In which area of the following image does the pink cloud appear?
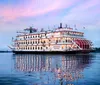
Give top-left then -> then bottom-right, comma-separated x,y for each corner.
0,0 -> 78,21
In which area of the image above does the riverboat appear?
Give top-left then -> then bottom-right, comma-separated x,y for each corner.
9,23 -> 93,53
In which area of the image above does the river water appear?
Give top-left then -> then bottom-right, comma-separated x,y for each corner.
0,53 -> 100,85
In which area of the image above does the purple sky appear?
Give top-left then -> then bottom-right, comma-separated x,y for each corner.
0,0 -> 100,50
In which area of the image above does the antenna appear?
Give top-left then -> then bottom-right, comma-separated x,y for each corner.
40,28 -> 44,32
65,24 -> 68,28
48,26 -> 50,31
69,25 -> 70,28
83,27 -> 85,29
53,25 -> 56,30
54,25 -> 55,28
74,25 -> 77,30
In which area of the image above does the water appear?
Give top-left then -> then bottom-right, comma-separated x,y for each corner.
0,53 -> 100,85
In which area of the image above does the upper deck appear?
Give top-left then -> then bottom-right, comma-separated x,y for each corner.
16,24 -> 84,41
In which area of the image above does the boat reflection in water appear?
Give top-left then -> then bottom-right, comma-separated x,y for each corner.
13,54 -> 92,85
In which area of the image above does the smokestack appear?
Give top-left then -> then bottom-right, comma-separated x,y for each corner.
60,23 -> 62,28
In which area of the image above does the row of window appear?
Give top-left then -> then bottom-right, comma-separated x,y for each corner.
23,34 -> 47,39
62,32 -> 83,36
16,39 -> 72,45
16,41 -> 46,45
18,35 -> 47,41
17,46 -> 43,50
56,40 -> 72,43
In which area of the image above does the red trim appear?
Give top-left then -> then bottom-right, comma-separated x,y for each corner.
82,40 -> 85,49
77,39 -> 81,48
75,39 -> 87,49
80,39 -> 83,49
84,40 -> 88,49
85,40 -> 91,49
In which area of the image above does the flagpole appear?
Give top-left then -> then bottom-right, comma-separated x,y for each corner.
74,25 -> 77,30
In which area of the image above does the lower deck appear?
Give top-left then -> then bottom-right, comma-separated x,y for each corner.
13,49 -> 94,54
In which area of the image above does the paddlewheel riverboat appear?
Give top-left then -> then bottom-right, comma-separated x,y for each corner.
9,23 -> 93,53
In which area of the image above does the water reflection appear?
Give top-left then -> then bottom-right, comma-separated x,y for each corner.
13,54 -> 92,85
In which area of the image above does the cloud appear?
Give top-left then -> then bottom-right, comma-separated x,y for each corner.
0,0 -> 78,22
62,0 -> 100,30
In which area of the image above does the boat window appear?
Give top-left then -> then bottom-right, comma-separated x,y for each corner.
38,40 -> 40,43
30,47 -> 32,50
41,41 -> 43,43
38,47 -> 39,50
46,47 -> 48,49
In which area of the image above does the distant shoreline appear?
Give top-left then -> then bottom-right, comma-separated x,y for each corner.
0,51 -> 12,53
94,48 -> 100,52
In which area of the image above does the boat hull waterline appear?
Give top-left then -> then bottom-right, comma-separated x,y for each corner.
13,50 -> 94,54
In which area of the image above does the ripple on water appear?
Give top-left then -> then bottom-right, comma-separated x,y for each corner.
0,53 -> 100,85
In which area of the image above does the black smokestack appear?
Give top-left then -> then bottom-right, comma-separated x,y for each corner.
60,23 -> 62,28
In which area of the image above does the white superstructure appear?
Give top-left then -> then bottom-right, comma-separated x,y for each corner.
10,23 -> 93,53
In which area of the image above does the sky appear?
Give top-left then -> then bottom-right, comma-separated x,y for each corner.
0,0 -> 100,50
